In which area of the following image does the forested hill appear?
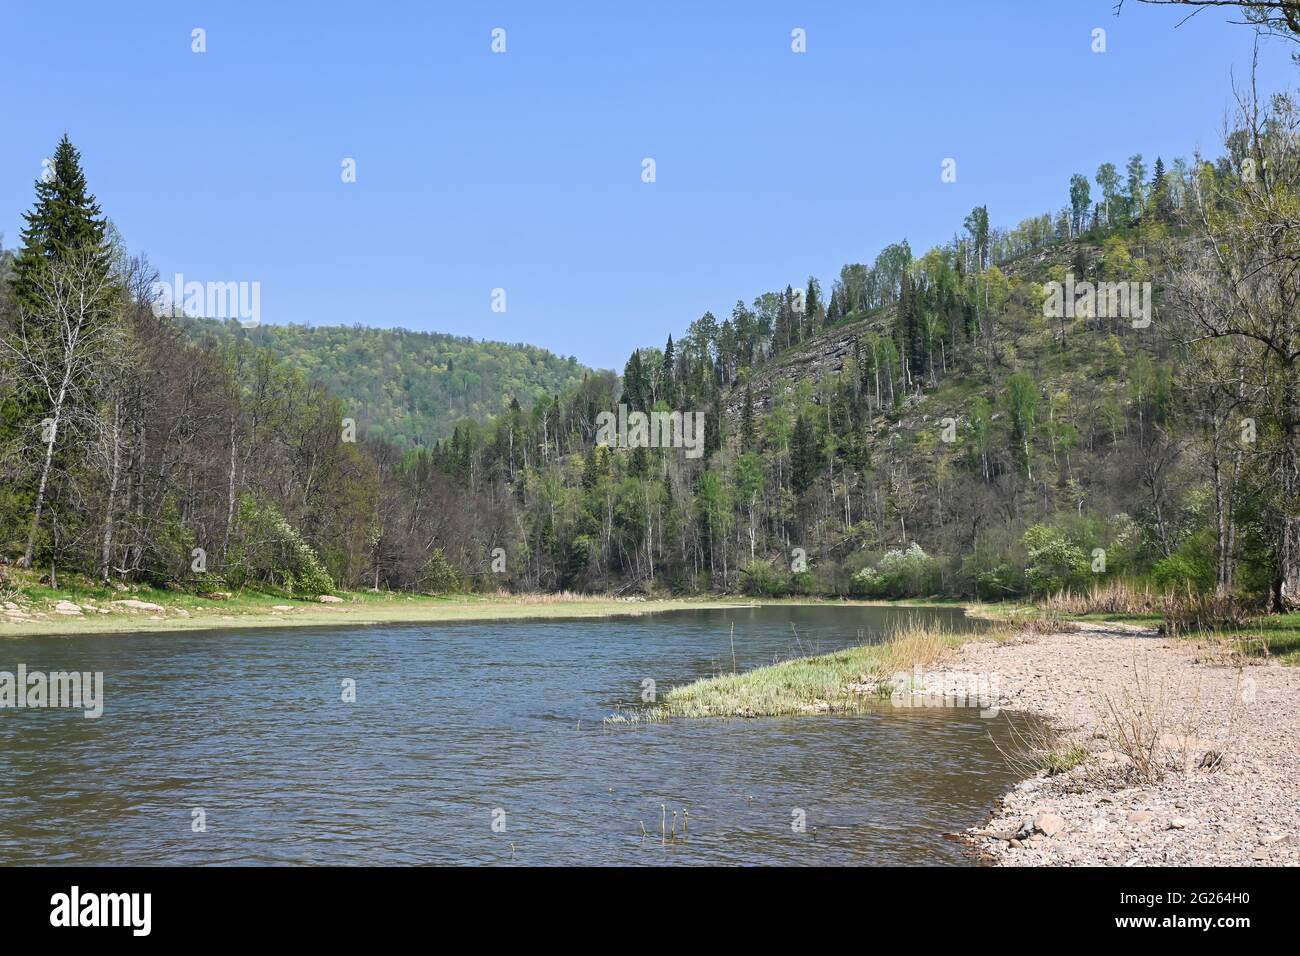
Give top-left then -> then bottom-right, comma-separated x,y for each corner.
6,79 -> 1300,612
179,317 -> 593,445
710,229 -> 1158,596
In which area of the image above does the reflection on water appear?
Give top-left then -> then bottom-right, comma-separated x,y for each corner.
0,605 -> 1029,865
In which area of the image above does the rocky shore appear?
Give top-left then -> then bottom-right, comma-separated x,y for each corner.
962,622 -> 1300,866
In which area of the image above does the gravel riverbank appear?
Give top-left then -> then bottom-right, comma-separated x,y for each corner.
961,622 -> 1300,866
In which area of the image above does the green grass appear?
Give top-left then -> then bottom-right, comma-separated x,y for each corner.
1250,614 -> 1300,663
1194,614 -> 1300,665
1035,594 -> 1300,665
611,619 -> 1016,720
634,644 -> 895,719
11,579 -> 350,616
1041,742 -> 1091,775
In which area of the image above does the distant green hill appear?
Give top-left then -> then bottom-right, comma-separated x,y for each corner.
180,317 -> 596,446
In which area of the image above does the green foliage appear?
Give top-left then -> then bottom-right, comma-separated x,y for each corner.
181,318 -> 591,446
740,559 -> 787,598
1152,530 -> 1216,592
1003,371 -> 1039,475
787,569 -> 815,596
790,412 -> 822,496
974,564 -> 1018,601
227,494 -> 334,595
4,123 -> 1293,611
851,543 -> 940,599
152,499 -> 198,585
1021,524 -> 1090,595
417,548 -> 462,595
11,134 -> 114,312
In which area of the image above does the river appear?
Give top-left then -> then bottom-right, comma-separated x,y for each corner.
0,605 -> 1028,865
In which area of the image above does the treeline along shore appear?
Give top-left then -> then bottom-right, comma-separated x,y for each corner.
4,12 -> 1300,675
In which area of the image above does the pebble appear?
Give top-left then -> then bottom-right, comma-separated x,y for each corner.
962,623 -> 1300,867
111,599 -> 165,612
1034,812 -> 1067,837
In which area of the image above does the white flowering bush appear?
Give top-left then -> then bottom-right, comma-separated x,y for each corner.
851,542 -> 941,598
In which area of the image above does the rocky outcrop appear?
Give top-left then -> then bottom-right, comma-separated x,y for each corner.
723,322 -> 880,423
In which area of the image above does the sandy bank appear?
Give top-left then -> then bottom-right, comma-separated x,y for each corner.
962,622 -> 1300,866
0,594 -> 761,638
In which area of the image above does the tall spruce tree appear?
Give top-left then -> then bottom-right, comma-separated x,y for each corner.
660,335 -> 676,406
803,276 -> 821,340
12,135 -> 114,312
790,412 -> 820,496
620,350 -> 649,410
3,136 -> 119,566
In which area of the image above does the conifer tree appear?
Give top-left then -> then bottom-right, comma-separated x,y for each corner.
3,136 -> 121,568
661,335 -> 676,406
804,276 -> 821,339
12,135 -> 114,313
790,412 -> 820,496
620,350 -> 649,410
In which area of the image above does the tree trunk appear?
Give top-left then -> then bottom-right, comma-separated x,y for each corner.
222,421 -> 239,562
1273,370 -> 1300,610
22,385 -> 68,568
99,399 -> 123,583
1275,516 -> 1300,611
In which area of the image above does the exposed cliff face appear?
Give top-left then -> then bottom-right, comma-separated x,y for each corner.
722,317 -> 885,422
720,239 -> 1090,427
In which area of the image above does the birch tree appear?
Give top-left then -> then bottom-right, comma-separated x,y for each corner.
0,250 -> 123,568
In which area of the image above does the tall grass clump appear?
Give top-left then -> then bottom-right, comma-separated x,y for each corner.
1044,580 -> 1161,616
997,606 -> 1077,635
1159,586 -> 1258,636
495,590 -> 591,605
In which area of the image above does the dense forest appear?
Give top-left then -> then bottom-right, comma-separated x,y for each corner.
178,317 -> 589,446
2,55 -> 1299,610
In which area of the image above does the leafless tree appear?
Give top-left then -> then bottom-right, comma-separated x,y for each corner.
1121,1 -> 1300,44
1163,66 -> 1300,606
0,250 -> 123,568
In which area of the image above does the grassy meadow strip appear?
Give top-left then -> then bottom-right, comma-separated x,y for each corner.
607,614 -> 1061,722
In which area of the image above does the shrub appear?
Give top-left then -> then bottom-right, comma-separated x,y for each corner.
741,560 -> 787,597
417,548 -> 462,595
974,564 -> 1017,600
1021,524 -> 1089,595
227,494 -> 334,595
851,543 -> 940,599
787,570 -> 815,596
1151,531 -> 1216,592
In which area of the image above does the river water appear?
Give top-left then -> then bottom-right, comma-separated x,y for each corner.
0,604 -> 1029,865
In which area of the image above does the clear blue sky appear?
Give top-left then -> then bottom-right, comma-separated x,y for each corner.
1,0 -> 1295,369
